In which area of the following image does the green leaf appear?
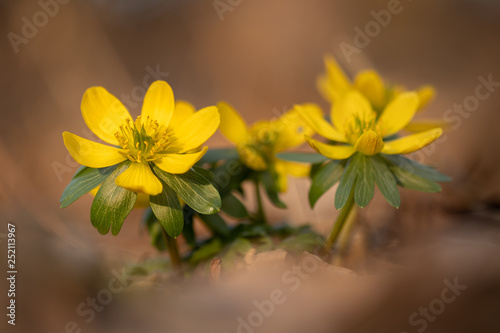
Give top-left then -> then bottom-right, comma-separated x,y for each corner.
372,156 -> 400,208
221,237 -> 253,269
150,181 -> 184,238
279,233 -> 324,253
276,152 -> 328,164
198,148 -> 239,164
60,164 -> 119,208
123,265 -> 149,277
189,239 -> 223,264
254,236 -> 274,252
182,206 -> 196,248
354,155 -> 375,208
309,160 -> 344,208
199,213 -> 230,236
239,224 -> 268,238
90,162 -> 137,235
382,154 -> 450,182
143,209 -> 166,251
261,171 -> 287,209
390,165 -> 442,192
124,258 -> 169,276
309,162 -> 324,178
210,159 -> 251,194
153,166 -> 221,215
150,223 -> 166,251
335,154 -> 358,210
221,193 -> 249,218
230,238 -> 253,254
192,166 -> 215,184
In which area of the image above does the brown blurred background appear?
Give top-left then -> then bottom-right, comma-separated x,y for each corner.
1,0 -> 500,332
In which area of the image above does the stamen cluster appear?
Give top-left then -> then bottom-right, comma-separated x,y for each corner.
343,114 -> 385,144
114,115 -> 172,163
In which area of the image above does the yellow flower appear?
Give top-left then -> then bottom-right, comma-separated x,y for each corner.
296,90 -> 443,159
217,102 -> 318,192
63,81 -> 220,196
317,55 -> 443,131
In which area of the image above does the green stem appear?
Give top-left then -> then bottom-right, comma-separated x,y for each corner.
337,205 -> 357,251
333,205 -> 358,265
161,228 -> 182,271
254,178 -> 267,224
326,189 -> 355,252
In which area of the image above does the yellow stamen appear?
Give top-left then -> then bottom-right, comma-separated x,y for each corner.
114,115 -> 171,163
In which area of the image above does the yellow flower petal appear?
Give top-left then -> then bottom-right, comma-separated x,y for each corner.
90,187 -> 98,196
63,131 -> 126,168
274,109 -> 312,152
316,74 -> 335,103
276,173 -> 288,193
354,70 -> 387,111
154,146 -> 208,174
389,85 -> 405,102
271,161 -> 289,192
416,85 -> 435,111
115,162 -> 162,195
354,130 -> 384,155
404,119 -> 449,133
141,81 -> 175,129
238,144 -> 268,171
295,104 -> 346,142
169,106 -> 220,153
169,100 -> 196,129
305,135 -> 356,160
217,102 -> 248,145
378,92 -> 419,136
331,91 -> 374,131
81,87 -> 132,145
278,173 -> 288,193
275,159 -> 311,177
324,55 -> 352,101
382,128 -> 443,155
90,186 -> 150,208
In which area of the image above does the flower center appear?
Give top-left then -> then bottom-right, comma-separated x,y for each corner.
237,122 -> 280,170
250,125 -> 279,151
114,116 -> 171,163
343,113 -> 385,145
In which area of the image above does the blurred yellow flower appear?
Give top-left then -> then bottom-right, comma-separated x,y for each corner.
317,55 -> 442,132
63,81 -> 219,196
217,102 -> 319,192
296,91 -> 442,159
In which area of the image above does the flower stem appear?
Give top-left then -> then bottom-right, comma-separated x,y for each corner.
332,205 -> 358,265
254,178 -> 267,224
161,228 -> 182,271
326,188 -> 356,252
